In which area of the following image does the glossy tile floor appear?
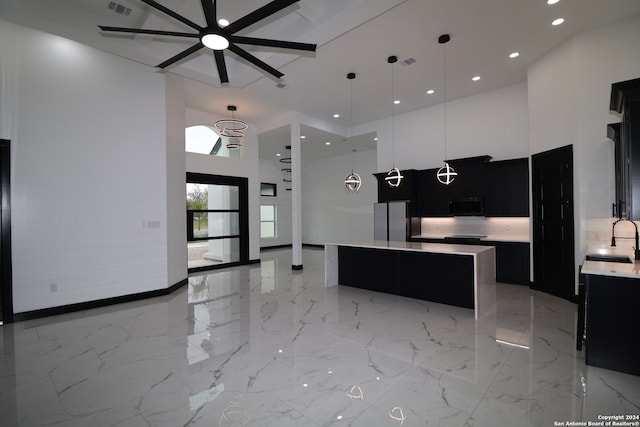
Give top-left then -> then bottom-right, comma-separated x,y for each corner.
1,248 -> 639,426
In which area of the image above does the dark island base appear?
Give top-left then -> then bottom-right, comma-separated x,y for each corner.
338,245 -> 475,309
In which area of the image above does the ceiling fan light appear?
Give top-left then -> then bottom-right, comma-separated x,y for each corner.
202,33 -> 229,50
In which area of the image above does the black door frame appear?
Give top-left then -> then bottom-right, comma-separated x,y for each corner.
186,172 -> 249,273
1,139 -> 14,323
531,144 -> 576,302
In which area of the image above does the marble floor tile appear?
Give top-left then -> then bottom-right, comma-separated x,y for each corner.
1,247 -> 639,427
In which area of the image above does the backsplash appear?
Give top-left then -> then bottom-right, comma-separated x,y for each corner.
419,217 -> 530,242
587,217 -> 637,249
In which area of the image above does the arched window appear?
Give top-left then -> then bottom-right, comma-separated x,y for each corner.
185,125 -> 240,158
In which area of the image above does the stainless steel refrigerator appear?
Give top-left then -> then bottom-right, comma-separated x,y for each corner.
374,201 -> 419,241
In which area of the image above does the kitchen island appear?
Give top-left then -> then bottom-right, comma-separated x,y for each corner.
325,241 -> 496,319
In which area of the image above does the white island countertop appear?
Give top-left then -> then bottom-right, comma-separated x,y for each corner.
411,234 -> 530,243
329,240 -> 495,255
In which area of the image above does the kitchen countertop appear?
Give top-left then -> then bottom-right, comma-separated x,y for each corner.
328,240 -> 495,256
581,245 -> 640,279
412,234 -> 530,243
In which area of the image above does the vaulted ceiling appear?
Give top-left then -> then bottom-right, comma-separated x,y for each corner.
2,0 -> 639,161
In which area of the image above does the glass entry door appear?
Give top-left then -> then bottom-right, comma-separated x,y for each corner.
187,173 -> 248,272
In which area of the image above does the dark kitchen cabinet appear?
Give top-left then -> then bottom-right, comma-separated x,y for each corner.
398,251 -> 474,308
374,169 -> 417,216
338,246 -> 398,293
583,273 -> 640,376
337,245 -> 475,309
610,78 -> 640,219
447,156 -> 492,200
416,168 -> 449,217
484,158 -> 529,217
491,241 -> 530,284
409,237 -> 530,285
608,122 -> 624,217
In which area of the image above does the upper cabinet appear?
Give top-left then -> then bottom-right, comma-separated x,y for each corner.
374,169 -> 418,215
416,168 -> 449,217
610,77 -> 640,219
446,155 -> 492,200
484,158 -> 530,217
376,156 -> 530,218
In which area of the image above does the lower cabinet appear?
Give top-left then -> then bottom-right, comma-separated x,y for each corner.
338,246 -> 398,293
410,238 -> 530,285
493,241 -> 530,285
337,246 -> 475,309
398,251 -> 474,308
584,273 -> 640,376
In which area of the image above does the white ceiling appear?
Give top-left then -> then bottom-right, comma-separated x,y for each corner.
2,0 -> 640,161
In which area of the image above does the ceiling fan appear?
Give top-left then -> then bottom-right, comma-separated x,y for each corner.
99,0 -> 317,84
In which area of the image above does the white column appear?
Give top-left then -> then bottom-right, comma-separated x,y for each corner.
290,120 -> 303,269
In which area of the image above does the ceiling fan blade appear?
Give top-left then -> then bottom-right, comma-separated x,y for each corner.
214,50 -> 229,84
140,0 -> 202,32
231,35 -> 316,52
157,42 -> 204,69
201,0 -> 217,27
225,0 -> 299,34
98,26 -> 199,38
227,44 -> 283,78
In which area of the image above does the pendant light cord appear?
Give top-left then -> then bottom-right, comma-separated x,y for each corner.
391,58 -> 396,168
350,75 -> 355,173
443,40 -> 448,162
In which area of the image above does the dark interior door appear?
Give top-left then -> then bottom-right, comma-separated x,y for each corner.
532,145 -> 575,301
1,139 -> 13,324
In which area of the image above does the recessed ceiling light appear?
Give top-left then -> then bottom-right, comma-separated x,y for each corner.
552,18 -> 565,26
393,100 -> 400,105
509,52 -> 520,59
276,153 -> 281,157
374,137 -> 378,141
333,113 -> 340,118
427,89 -> 435,94
218,18 -> 230,27
325,141 -> 331,145
547,0 -> 559,4
472,76 -> 481,81
300,135 -> 306,139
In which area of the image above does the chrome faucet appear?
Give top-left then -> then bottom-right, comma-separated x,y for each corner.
611,218 -> 640,260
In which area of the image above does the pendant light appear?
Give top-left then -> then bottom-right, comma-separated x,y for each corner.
436,35 -> 457,185
214,105 -> 248,151
344,72 -> 362,193
385,55 -> 403,188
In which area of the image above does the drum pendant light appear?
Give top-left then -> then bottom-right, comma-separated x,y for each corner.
436,34 -> 457,185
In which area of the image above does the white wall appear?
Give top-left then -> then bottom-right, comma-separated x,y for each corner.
165,75 -> 188,287
528,15 -> 640,289
185,108 -> 261,261
259,158 -> 292,247
375,83 -> 530,172
1,20 -> 173,313
302,149 -> 377,245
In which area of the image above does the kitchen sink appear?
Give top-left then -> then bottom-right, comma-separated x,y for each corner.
585,254 -> 633,263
